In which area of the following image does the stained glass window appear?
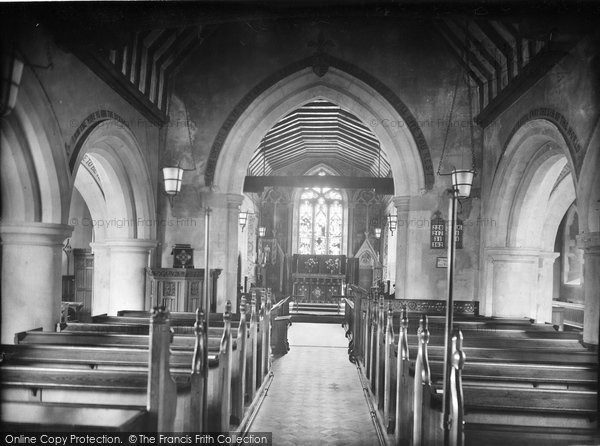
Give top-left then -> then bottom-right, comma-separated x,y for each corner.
298,186 -> 343,255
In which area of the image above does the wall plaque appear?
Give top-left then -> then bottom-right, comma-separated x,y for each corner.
430,211 -> 446,249
455,218 -> 463,249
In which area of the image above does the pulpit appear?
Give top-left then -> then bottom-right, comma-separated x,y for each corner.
291,255 -> 346,302
145,268 -> 221,312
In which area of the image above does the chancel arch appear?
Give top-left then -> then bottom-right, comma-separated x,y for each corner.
210,66 -> 429,306
211,66 -> 427,197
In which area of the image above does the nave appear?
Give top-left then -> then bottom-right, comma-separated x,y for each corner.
2,2 -> 600,443
249,323 -> 380,446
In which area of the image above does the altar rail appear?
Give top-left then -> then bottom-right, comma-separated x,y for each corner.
363,298 -> 479,316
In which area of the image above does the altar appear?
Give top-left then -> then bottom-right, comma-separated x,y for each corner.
291,254 -> 346,302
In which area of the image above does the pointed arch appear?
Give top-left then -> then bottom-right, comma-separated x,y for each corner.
208,61 -> 431,196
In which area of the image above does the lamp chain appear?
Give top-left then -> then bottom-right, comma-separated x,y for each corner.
437,57 -> 461,177
466,61 -> 476,172
180,101 -> 197,171
437,17 -> 476,178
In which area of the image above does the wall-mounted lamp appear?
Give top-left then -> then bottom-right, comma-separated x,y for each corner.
374,227 -> 382,239
387,214 -> 398,236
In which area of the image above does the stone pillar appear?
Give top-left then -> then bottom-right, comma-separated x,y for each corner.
89,242 -> 110,316
578,232 -> 600,345
106,239 -> 156,315
393,196 -> 410,299
0,222 -> 73,342
484,248 -> 540,318
536,251 -> 560,323
225,194 -> 244,311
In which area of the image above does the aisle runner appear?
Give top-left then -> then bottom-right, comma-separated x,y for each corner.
250,323 -> 380,446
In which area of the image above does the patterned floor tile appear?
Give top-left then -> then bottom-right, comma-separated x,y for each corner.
249,323 -> 380,446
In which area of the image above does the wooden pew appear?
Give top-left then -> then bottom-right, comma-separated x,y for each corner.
97,299 -> 269,403
1,307 -> 179,432
8,301 -> 260,431
4,306 -> 238,432
359,299 -> 598,446
394,306 -> 412,446
411,315 -> 444,446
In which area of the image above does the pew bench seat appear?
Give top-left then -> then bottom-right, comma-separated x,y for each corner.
2,344 -> 219,370
63,322 -> 240,337
404,345 -> 597,364
399,333 -> 584,350
102,312 -> 244,325
0,364 -> 191,393
16,330 -> 238,352
391,322 -> 580,339
426,360 -> 597,390
0,401 -> 148,432
460,386 -> 597,414
464,422 -> 600,445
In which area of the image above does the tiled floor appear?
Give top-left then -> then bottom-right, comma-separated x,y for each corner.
249,323 -> 380,446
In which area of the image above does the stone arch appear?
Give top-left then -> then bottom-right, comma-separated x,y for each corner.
208,61 -> 431,195
500,108 -> 583,178
488,118 -> 577,248
70,116 -> 156,241
577,119 -> 600,233
0,70 -> 71,341
484,117 -> 578,322
1,69 -> 70,224
68,117 -> 157,316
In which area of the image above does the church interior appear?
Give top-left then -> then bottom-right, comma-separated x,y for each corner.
1,1 -> 599,444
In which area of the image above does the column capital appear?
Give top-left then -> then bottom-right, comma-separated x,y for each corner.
392,196 -> 411,212
484,247 -> 542,263
538,251 -> 560,264
226,193 -> 245,209
0,222 -> 73,246
104,238 -> 157,253
577,232 -> 600,253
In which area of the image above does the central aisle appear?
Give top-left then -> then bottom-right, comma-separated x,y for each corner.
249,323 -> 380,446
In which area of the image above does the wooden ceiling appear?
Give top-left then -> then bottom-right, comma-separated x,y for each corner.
434,16 -> 587,126
246,100 -> 391,177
